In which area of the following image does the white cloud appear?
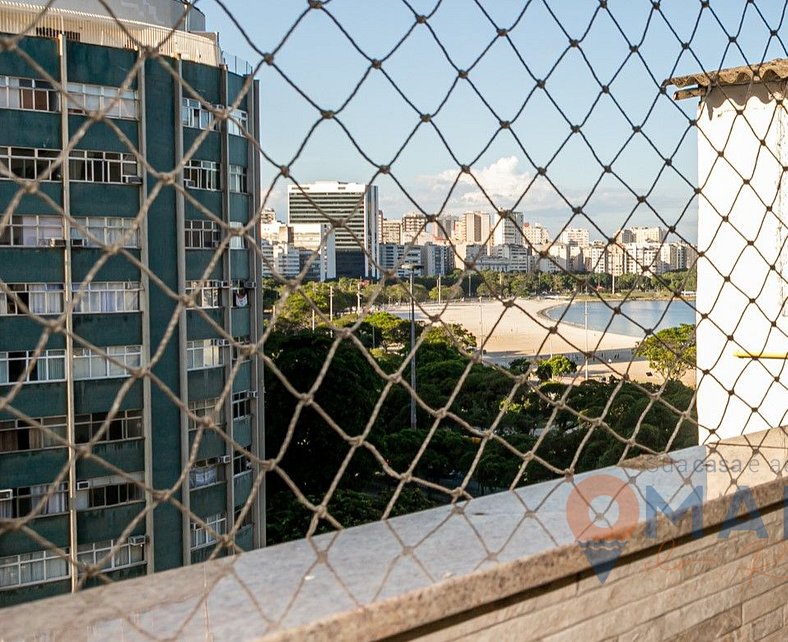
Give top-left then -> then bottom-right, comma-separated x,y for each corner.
420,155 -> 564,212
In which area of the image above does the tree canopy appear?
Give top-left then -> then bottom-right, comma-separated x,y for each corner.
634,323 -> 696,380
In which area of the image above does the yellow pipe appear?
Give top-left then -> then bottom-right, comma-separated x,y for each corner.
734,351 -> 788,359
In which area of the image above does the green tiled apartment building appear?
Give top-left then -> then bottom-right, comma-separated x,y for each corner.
0,0 -> 264,606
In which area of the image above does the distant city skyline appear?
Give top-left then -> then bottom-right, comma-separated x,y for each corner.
203,2 -> 788,247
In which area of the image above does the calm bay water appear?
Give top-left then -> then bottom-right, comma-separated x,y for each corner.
544,299 -> 695,338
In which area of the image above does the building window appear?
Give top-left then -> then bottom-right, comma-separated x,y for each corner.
227,108 -> 248,137
74,474 -> 144,510
73,410 -> 143,444
231,338 -> 252,366
0,283 -> 64,316
0,146 -> 62,181
66,82 -> 138,120
0,76 -> 58,112
0,349 -> 66,384
232,391 -> 253,420
72,281 -> 140,314
184,160 -> 219,190
72,345 -> 141,380
69,150 -> 138,184
228,164 -> 247,193
181,97 -> 214,130
188,398 -> 222,433
190,512 -> 226,550
186,339 -> 224,370
228,221 -> 246,250
0,416 -> 67,452
72,216 -> 140,248
185,219 -> 220,249
186,280 -> 222,309
0,549 -> 69,589
233,507 -> 253,529
189,459 -> 226,490
233,285 -> 249,308
0,483 -> 68,518
76,538 -> 144,574
0,215 -> 63,247
233,452 -> 253,477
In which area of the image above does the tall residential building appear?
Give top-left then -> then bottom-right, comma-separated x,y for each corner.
559,227 -> 590,247
380,219 -> 402,244
420,243 -> 455,276
287,181 -> 379,278
401,212 -> 429,245
522,221 -> 550,246
432,214 -> 458,242
616,226 -> 665,244
492,209 -> 524,246
630,226 -> 666,244
0,0 -> 263,606
462,211 -> 491,246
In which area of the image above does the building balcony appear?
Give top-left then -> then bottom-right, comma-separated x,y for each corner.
2,427 -> 787,638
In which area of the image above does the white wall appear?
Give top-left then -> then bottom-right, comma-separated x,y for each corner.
696,83 -> 788,441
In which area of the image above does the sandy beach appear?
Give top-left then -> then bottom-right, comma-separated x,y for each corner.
389,297 -> 695,387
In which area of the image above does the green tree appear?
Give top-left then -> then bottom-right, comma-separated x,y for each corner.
265,331 -> 381,495
634,323 -> 696,380
508,357 -> 531,375
364,311 -> 411,352
535,355 -> 577,381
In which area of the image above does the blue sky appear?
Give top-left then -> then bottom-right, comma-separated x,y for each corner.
199,1 -> 788,244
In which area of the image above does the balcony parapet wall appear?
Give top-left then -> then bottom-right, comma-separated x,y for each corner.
3,427 -> 788,640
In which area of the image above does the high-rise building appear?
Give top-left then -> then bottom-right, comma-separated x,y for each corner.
522,221 -> 550,247
462,211 -> 491,246
559,227 -> 590,247
420,243 -> 455,276
380,219 -> 402,244
287,181 -> 379,278
492,209 -> 524,246
0,0 -> 263,606
630,226 -> 666,244
432,215 -> 458,242
401,212 -> 429,245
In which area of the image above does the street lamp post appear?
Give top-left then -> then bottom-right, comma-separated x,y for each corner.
402,263 -> 422,430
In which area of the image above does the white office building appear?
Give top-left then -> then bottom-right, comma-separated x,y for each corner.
288,181 -> 379,278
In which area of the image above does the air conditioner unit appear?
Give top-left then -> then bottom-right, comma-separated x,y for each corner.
215,339 -> 230,347
76,480 -> 90,490
128,535 -> 147,546
70,238 -> 87,247
183,178 -> 195,188
48,238 -> 67,248
242,280 -> 256,289
123,175 -> 143,185
217,455 -> 232,464
0,489 -> 12,501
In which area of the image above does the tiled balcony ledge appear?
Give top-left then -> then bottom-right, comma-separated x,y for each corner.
4,427 -> 788,641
